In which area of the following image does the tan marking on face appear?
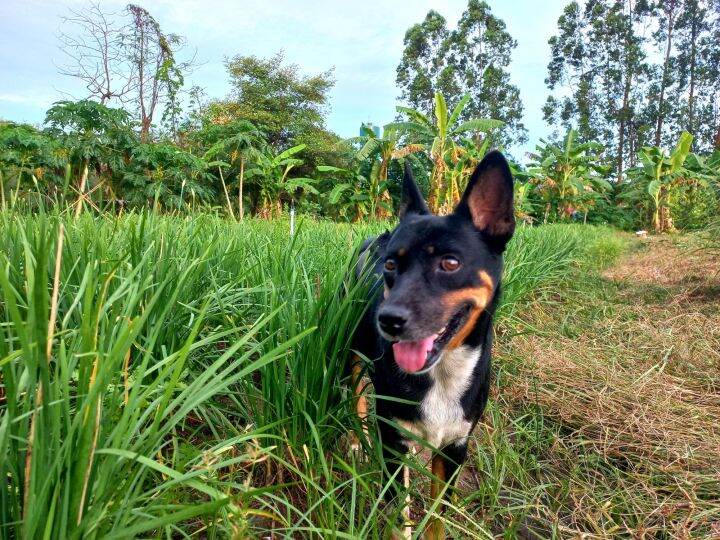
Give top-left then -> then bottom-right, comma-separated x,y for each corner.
426,245 -> 435,254
383,285 -> 390,299
478,270 -> 494,290
397,247 -> 407,257
442,270 -> 495,350
447,307 -> 482,349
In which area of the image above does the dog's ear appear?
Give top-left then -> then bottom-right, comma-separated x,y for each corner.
454,150 -> 515,251
399,161 -> 430,219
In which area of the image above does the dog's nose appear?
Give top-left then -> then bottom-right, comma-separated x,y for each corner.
377,306 -> 410,337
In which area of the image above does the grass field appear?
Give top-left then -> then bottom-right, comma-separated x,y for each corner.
3,212 -> 717,538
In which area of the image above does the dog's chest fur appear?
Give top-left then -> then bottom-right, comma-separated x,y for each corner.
396,345 -> 480,448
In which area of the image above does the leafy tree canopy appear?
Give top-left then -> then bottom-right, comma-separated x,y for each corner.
396,1 -> 527,148
208,52 -> 333,147
205,52 -> 348,175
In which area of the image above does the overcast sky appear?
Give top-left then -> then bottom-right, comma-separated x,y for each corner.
0,0 -> 567,158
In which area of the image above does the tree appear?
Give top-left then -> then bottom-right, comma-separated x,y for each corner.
546,0 -> 720,160
702,0 -> 720,150
395,11 -> 454,111
603,0 -> 647,181
652,0 -> 680,146
58,3 -> 193,141
390,92 -> 502,213
672,0 -> 709,136
126,5 -> 189,142
396,1 -> 527,147
58,2 -> 133,105
544,2 -> 595,141
44,100 -> 133,215
639,0 -> 719,151
209,53 -> 334,150
202,120 -> 265,219
544,0 -> 649,179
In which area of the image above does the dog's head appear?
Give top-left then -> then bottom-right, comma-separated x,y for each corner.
377,150 -> 515,374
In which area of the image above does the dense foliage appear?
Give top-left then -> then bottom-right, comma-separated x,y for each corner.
2,0 -> 719,232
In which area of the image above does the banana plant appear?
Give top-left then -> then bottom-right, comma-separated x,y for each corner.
316,164 -> 375,221
623,131 -> 694,232
444,135 -> 492,206
246,144 -> 317,218
527,129 -> 611,223
346,124 -> 423,219
389,92 -> 503,213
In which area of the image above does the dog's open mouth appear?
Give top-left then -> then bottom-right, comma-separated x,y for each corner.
392,304 -> 472,373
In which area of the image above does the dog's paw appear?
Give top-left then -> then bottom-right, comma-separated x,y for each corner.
389,525 -> 413,540
345,431 -> 368,462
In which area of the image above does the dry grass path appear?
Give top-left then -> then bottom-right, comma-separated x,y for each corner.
465,234 -> 720,538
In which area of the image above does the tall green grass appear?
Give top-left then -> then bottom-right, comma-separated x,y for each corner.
0,211 -> 621,538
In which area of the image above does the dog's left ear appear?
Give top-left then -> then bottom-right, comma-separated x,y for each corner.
454,150 -> 515,251
399,161 -> 430,219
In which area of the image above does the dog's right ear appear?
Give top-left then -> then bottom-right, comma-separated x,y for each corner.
454,150 -> 515,251
399,161 -> 430,219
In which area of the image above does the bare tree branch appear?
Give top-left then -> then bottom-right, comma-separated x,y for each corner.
57,1 -> 133,104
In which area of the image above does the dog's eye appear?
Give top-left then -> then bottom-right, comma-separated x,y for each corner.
439,256 -> 461,272
384,259 -> 397,272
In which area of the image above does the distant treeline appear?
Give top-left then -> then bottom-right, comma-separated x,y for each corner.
1,0 -> 719,232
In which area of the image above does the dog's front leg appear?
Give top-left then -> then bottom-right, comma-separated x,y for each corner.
427,441 -> 468,540
378,422 -> 412,537
348,355 -> 370,458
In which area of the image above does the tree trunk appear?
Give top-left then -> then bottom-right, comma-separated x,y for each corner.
140,117 -> 152,143
74,161 -> 90,218
659,204 -> 673,233
376,160 -> 392,219
218,166 -> 236,221
654,0 -> 677,147
687,11 -> 698,133
428,156 -> 446,214
617,0 -> 634,182
618,78 -> 631,181
238,158 -> 245,220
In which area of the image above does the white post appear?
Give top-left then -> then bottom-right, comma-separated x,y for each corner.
290,199 -> 296,236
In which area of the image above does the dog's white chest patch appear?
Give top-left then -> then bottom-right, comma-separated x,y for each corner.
397,346 -> 481,448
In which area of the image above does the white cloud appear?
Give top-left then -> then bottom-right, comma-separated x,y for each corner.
0,92 -> 54,107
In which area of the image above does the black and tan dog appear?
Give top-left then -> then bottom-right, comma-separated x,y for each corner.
350,150 -> 515,538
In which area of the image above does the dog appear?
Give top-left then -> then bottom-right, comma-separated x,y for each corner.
350,150 -> 515,538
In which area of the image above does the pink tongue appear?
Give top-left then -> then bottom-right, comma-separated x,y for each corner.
392,335 -> 437,373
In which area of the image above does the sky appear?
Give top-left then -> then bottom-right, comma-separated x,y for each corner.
0,0 -> 568,158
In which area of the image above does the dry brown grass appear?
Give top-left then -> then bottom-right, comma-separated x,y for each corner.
487,234 -> 720,538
